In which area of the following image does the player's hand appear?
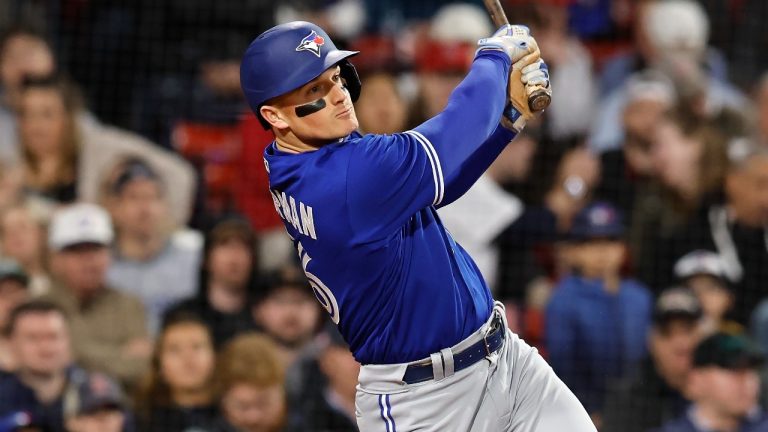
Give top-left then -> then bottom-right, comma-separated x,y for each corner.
502,58 -> 551,132
477,24 -> 538,64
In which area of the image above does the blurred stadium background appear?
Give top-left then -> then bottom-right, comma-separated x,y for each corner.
0,0 -> 767,431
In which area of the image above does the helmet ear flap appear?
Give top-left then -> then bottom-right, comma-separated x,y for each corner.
339,60 -> 361,102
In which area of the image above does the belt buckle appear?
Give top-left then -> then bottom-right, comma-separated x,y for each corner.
483,333 -> 492,357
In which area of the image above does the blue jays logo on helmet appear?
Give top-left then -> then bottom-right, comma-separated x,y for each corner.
240,21 -> 361,128
296,30 -> 325,57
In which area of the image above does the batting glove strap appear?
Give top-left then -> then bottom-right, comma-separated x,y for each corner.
501,103 -> 526,133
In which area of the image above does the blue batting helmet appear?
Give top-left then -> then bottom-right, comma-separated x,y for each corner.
240,21 -> 361,129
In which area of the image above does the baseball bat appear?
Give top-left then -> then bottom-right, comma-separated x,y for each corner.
482,0 -> 551,112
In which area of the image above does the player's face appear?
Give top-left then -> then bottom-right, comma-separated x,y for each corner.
263,66 -> 358,145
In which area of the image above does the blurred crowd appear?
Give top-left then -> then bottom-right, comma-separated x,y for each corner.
0,0 -> 768,431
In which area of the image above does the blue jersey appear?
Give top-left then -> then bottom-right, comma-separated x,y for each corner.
264,50 -> 515,364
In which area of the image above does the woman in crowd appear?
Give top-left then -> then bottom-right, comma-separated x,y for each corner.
135,313 -> 218,432
17,74 -> 81,203
165,215 -> 258,348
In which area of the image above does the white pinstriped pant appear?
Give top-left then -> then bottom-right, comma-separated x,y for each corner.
355,303 -> 596,432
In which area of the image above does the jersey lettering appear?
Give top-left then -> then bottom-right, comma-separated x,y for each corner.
271,189 -> 318,240
297,240 -> 339,323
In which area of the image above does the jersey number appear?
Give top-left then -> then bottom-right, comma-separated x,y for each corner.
297,241 -> 340,324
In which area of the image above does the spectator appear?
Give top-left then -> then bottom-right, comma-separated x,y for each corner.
507,0 -> 597,139
213,333 -> 302,432
290,322 -> 359,432
43,203 -> 150,386
545,201 -> 653,421
135,313 -> 217,432
0,26 -> 55,164
674,250 -> 739,334
595,70 -> 675,224
64,372 -> 131,432
252,266 -> 321,367
102,157 -> 202,334
656,332 -> 768,432
755,73 -> 768,149
591,0 -> 747,154
602,287 -> 705,432
17,75 -> 81,204
440,129 -> 596,296
407,3 -> 491,127
0,203 -> 52,296
676,142 -> 768,324
631,112 -> 729,291
0,260 -> 30,372
354,71 -> 408,135
0,301 -> 117,432
166,216 -> 257,348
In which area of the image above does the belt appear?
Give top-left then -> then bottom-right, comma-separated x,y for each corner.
402,315 -> 505,384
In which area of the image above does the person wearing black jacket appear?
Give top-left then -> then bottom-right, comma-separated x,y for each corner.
602,287 -> 704,432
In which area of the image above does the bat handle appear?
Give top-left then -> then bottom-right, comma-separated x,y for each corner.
528,89 -> 551,112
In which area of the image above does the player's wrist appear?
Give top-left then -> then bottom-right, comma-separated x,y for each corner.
501,103 -> 526,133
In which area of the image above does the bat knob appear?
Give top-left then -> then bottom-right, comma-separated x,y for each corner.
528,90 -> 551,112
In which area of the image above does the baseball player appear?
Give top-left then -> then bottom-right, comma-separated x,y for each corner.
240,21 -> 595,431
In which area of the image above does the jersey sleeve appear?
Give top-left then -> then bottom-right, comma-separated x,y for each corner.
346,50 -> 516,243
413,50 -> 517,207
346,133 -> 442,242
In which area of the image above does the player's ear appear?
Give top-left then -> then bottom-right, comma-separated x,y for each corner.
260,105 -> 290,130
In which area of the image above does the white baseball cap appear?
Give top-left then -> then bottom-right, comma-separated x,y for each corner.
49,203 -> 114,251
674,250 -> 729,282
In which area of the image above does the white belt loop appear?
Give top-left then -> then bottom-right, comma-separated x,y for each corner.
430,352 -> 445,381
440,348 -> 455,378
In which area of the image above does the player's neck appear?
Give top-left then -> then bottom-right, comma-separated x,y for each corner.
274,130 -> 337,154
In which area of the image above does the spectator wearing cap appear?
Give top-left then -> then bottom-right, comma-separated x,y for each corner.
134,313 -> 217,432
602,287 -> 705,432
592,0 -> 747,154
165,216 -> 257,348
0,300 -> 90,431
252,266 -> 321,368
212,333 -> 304,432
674,250 -> 739,335
101,157 -> 202,335
407,3 -> 491,127
64,371 -> 130,432
673,143 -> 768,325
288,321 -> 359,432
545,201 -> 653,421
655,332 -> 768,432
0,260 -> 30,372
42,203 -> 150,387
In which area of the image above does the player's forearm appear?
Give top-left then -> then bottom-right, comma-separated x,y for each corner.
438,124 -> 516,207
414,50 -> 511,181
